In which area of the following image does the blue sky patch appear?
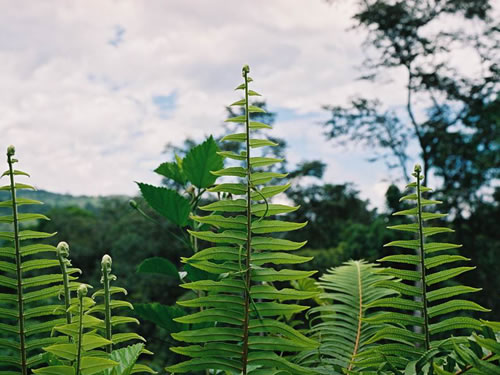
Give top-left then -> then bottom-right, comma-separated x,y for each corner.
108,25 -> 126,47
153,92 -> 177,118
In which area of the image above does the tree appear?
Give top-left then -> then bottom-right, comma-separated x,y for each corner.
323,0 -> 499,212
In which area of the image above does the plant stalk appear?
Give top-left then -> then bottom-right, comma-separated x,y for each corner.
101,256 -> 113,353
7,149 -> 27,375
241,65 -> 252,375
415,166 -> 431,350
57,242 -> 72,326
75,285 -> 86,375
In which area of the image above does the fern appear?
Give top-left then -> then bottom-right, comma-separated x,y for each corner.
0,145 -> 71,374
90,254 -> 156,373
432,320 -> 500,374
295,260 -> 396,374
357,164 -> 490,370
166,65 -> 318,374
33,284 -> 119,375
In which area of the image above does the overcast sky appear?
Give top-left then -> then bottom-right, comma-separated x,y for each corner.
0,1 -> 446,208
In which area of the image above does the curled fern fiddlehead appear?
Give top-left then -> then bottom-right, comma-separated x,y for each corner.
57,241 -> 75,326
357,164 -> 490,370
166,65 -> 318,374
33,283 -> 120,375
91,254 -> 156,374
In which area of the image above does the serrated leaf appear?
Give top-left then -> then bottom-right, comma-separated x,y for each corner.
137,183 -> 190,226
154,161 -> 187,186
183,136 -> 224,188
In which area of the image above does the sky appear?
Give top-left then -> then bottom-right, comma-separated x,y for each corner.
0,0 -> 470,208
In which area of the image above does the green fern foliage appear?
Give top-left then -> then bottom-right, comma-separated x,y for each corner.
295,260 -> 396,374
90,254 -> 155,373
0,146 -> 73,374
432,320 -> 500,375
359,164 -> 490,370
33,284 -> 119,375
166,65 -> 318,374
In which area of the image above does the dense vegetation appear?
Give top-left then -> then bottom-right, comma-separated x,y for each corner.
0,1 -> 498,373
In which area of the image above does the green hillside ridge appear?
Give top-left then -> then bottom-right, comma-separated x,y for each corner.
0,189 -> 129,214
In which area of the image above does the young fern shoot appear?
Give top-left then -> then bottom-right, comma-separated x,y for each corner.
166,65 -> 318,374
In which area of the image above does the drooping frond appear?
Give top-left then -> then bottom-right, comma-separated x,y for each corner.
295,260 -> 396,374
357,164 -> 490,370
166,65 -> 318,374
0,146 -> 71,374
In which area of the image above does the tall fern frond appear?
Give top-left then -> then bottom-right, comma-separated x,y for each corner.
0,146 -> 71,374
166,65 -> 318,374
357,164 -> 490,370
295,260 -> 396,374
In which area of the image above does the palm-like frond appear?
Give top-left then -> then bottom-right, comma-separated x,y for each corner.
296,260 -> 396,374
0,146 -> 70,374
166,65 -> 318,374
357,164 -> 490,370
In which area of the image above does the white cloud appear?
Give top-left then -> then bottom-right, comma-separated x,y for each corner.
0,0 -> 485,207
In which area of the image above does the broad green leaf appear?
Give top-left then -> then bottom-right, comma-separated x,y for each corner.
133,303 -> 186,334
137,183 -> 190,226
183,136 -> 223,188
136,257 -> 179,279
80,356 -> 118,375
154,161 -> 187,186
105,343 -> 145,375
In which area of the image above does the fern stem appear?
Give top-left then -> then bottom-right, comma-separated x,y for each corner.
101,255 -> 113,353
57,242 -> 73,326
415,166 -> 431,350
454,352 -> 495,374
348,261 -> 363,371
76,285 -> 87,375
7,149 -> 27,375
241,64 -> 252,375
